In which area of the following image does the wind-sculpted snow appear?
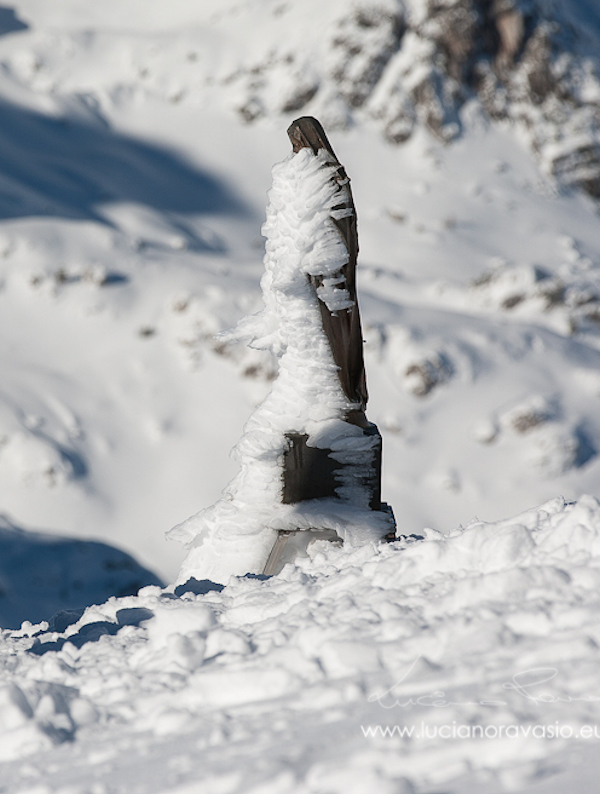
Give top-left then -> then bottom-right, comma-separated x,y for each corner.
171,147 -> 387,584
2,497 -> 600,791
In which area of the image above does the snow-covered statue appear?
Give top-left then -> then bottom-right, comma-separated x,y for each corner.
170,117 -> 396,585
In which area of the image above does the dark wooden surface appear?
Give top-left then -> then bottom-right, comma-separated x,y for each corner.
287,116 -> 368,424
281,118 -> 382,511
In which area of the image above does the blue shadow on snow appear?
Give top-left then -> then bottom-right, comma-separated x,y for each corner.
0,98 -> 247,223
0,515 -> 163,630
0,5 -> 27,36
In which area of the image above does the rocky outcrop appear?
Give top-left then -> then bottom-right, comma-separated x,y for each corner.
228,0 -> 600,199
369,0 -> 600,197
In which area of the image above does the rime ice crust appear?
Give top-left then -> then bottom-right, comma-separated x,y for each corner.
169,147 -> 389,585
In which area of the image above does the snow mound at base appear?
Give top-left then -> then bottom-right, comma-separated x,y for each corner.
3,495 -> 600,791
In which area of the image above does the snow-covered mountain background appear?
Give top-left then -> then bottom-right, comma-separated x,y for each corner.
2,0 -> 600,792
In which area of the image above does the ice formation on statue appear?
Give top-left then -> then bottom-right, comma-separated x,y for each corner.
170,118 -> 395,585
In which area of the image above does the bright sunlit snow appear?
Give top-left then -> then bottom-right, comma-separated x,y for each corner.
1,0 -> 600,792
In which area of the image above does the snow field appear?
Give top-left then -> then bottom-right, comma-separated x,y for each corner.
1,496 -> 600,792
0,1 -> 600,790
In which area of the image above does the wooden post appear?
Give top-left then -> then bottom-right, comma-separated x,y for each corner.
264,116 -> 393,575
287,117 -> 368,424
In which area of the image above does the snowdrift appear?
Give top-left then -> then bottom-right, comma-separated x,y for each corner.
2,496 -> 600,792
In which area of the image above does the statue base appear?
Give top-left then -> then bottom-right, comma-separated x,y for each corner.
262,503 -> 396,576
282,424 -> 383,510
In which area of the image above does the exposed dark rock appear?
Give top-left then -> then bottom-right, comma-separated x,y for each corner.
329,4 -> 405,109
229,0 -> 600,200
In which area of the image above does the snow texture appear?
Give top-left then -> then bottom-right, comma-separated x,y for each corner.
2,497 -> 600,792
0,0 -> 600,791
171,147 -> 389,585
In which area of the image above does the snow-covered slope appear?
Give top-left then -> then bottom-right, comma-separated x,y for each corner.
1,0 -> 600,584
2,496 -> 600,793
1,0 -> 600,791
